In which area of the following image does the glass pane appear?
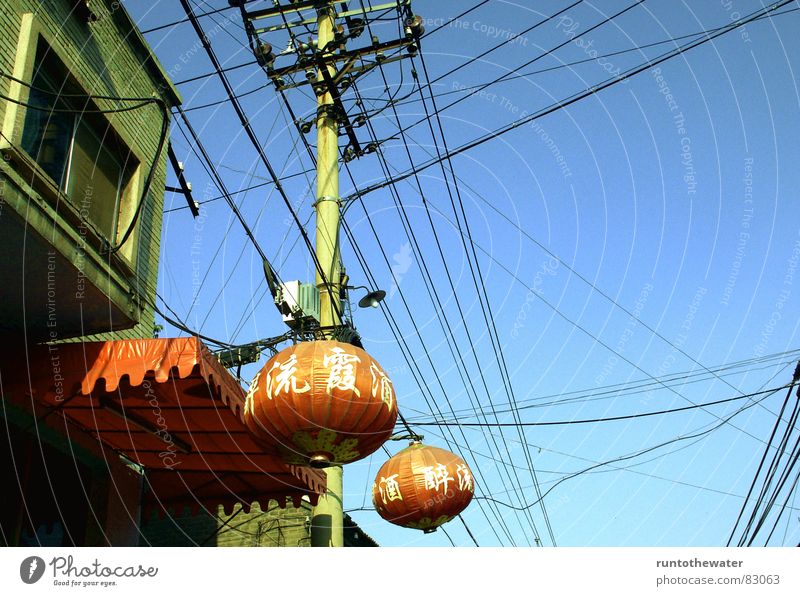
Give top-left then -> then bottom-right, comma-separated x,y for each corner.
19,42 -> 137,246
20,76 -> 73,188
67,118 -> 123,240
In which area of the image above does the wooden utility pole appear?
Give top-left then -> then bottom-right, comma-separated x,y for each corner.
310,3 -> 344,548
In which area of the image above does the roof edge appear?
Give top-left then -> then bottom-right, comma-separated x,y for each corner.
105,0 -> 182,107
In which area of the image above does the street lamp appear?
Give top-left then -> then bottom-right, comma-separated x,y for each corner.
348,285 -> 386,309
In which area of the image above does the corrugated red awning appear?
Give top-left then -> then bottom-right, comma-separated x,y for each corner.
4,337 -> 326,515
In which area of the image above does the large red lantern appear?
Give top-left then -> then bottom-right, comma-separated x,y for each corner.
372,442 -> 475,532
244,340 -> 397,467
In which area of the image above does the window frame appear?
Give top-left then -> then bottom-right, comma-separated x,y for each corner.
1,13 -> 145,268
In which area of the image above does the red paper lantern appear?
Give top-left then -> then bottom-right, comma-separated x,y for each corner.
244,340 -> 397,467
372,442 -> 475,532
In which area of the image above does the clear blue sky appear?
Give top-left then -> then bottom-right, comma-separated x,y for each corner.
124,0 -> 800,546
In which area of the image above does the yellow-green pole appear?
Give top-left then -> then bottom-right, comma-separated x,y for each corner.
310,3 -> 344,548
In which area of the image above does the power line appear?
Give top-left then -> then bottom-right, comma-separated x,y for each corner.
383,6 -> 800,113
292,8 -> 529,542
342,78 -> 540,543
172,98 -> 303,328
459,514 -> 480,547
181,83 -> 271,112
356,116 -> 546,541
413,23 -> 567,542
473,387 -> 784,512
343,0 -> 795,203
340,191 -> 519,543
356,121 -> 782,448
345,9 -> 547,542
404,0 -> 586,106
0,71 -> 170,256
424,363 -> 799,537
225,5 -> 508,543
377,0 -> 646,149
392,120 -> 789,425
178,0 -> 345,325
363,2 -> 651,542
338,153 -> 522,543
353,53 -> 793,450
173,106 -> 282,282
439,524 -> 457,546
163,165 -> 316,214
763,464 -> 800,545
343,229 -> 520,544
732,363 -> 800,546
411,386 -> 788,428
420,421 -> 770,504
418,0 -> 492,41
405,353 -> 800,422
150,294 -> 236,348
139,4 -> 238,35
342,222 -> 517,545
727,363 -> 800,545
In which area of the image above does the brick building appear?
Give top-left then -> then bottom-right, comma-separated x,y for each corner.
141,502 -> 378,547
0,0 -> 179,344
0,0 -> 328,547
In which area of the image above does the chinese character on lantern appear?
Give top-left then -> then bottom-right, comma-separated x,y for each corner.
422,464 -> 453,493
245,340 -> 397,467
324,346 -> 361,395
456,464 -> 473,492
377,473 -> 404,504
370,362 -> 394,411
244,370 -> 262,415
265,354 -> 310,399
372,443 -> 474,532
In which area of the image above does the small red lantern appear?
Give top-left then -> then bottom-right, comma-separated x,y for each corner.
244,340 -> 397,467
372,442 -> 475,532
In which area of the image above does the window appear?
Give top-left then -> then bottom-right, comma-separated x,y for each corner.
19,42 -> 138,244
